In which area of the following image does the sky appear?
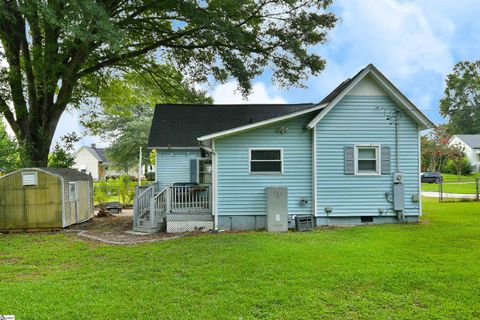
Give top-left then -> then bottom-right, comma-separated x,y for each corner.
52,0 -> 480,148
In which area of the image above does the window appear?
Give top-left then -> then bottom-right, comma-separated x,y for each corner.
69,182 -> 77,201
22,172 -> 37,186
198,159 -> 212,184
355,146 -> 379,175
249,149 -> 283,174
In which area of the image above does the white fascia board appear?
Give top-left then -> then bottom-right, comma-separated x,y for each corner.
306,65 -> 436,130
197,103 -> 328,142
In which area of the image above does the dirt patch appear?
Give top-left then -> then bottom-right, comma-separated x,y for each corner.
64,215 -> 187,245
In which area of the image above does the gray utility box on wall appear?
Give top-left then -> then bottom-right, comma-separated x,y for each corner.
266,187 -> 289,232
393,183 -> 405,211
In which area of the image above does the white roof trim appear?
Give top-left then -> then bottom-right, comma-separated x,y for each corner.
306,64 -> 435,130
197,103 -> 328,142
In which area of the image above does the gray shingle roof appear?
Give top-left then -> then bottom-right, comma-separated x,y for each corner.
455,135 -> 480,149
147,103 -> 315,148
38,168 -> 92,181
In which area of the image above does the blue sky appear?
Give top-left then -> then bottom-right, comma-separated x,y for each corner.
55,0 -> 480,148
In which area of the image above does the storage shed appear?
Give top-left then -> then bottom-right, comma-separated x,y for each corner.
0,168 -> 94,231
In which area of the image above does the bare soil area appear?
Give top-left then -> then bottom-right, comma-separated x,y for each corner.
64,211 -> 185,245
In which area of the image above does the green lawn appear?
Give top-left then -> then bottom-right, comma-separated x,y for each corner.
422,182 -> 478,194
441,173 -> 480,182
1,199 -> 480,319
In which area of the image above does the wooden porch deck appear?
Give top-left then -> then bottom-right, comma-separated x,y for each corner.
133,184 -> 212,233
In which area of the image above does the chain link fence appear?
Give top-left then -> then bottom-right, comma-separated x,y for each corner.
435,177 -> 480,203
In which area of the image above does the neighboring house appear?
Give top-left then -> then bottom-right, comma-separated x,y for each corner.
449,135 -> 480,172
73,144 -> 136,180
135,64 -> 434,233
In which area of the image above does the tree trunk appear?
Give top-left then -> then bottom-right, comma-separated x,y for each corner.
15,102 -> 64,168
20,129 -> 52,167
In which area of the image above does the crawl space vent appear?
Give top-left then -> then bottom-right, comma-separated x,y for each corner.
360,216 -> 374,223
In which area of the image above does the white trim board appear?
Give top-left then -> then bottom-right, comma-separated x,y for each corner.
306,64 -> 435,130
198,103 -> 328,142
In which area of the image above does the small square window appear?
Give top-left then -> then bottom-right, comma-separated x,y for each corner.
355,146 -> 379,175
249,149 -> 283,174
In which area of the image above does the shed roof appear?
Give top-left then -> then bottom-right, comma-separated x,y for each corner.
33,168 -> 92,181
454,134 -> 480,149
148,103 -> 315,148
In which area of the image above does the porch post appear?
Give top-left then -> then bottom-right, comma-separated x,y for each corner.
166,186 -> 171,213
150,197 -> 155,229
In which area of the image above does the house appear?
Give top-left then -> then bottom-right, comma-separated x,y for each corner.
134,64 -> 435,233
449,135 -> 480,172
72,144 -> 137,180
0,168 -> 93,231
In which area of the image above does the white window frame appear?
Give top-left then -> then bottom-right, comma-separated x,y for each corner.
68,182 -> 78,201
354,145 -> 381,176
248,148 -> 283,175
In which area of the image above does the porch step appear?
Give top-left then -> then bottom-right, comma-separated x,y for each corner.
133,222 -> 164,233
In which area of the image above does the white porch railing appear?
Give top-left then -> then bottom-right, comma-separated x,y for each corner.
170,185 -> 211,213
134,184 -> 211,231
133,184 -> 155,227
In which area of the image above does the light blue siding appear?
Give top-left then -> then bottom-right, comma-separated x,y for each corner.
156,150 -> 200,187
315,95 -> 420,218
215,114 -> 314,216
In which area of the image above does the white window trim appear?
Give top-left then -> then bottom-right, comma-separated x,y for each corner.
248,148 -> 284,175
69,182 -> 78,201
354,144 -> 381,176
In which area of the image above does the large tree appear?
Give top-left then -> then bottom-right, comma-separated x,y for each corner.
0,118 -> 21,171
0,0 -> 337,166
82,66 -> 211,169
440,61 -> 480,134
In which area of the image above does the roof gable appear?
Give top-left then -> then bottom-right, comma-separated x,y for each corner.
306,64 -> 435,130
75,146 -> 107,163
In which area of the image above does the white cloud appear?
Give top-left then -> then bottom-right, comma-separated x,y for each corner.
326,0 -> 454,77
212,81 -> 286,104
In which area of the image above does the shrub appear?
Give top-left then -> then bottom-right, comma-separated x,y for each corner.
443,157 -> 473,176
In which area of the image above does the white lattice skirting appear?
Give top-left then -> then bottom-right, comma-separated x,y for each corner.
167,220 -> 214,233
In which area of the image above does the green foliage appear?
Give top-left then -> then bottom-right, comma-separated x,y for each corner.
48,133 -> 80,168
440,61 -> 480,134
443,157 -> 473,176
0,0 -> 337,165
0,119 -> 21,172
81,67 -> 211,170
1,199 -> 480,318
93,180 -> 109,204
421,125 -> 452,172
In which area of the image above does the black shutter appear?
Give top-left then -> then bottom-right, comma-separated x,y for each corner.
381,146 -> 391,175
344,146 -> 354,175
190,159 -> 198,183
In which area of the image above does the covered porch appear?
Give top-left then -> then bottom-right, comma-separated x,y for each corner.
133,183 -> 213,233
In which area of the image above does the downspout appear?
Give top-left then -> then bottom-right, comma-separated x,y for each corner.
200,143 -> 218,232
